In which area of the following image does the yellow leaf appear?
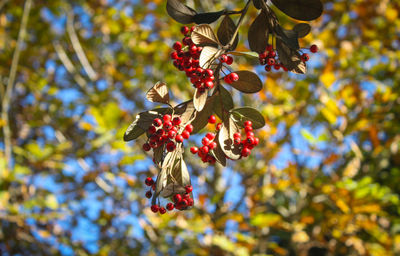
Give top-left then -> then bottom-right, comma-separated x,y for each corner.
292,231 -> 310,243
336,199 -> 350,213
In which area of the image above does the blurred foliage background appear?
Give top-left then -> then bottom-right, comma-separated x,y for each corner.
0,0 -> 399,255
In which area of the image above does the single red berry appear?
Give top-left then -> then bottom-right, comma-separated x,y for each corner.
181,130 -> 190,139
204,81 -> 214,89
216,123 -> 222,131
156,129 -> 165,136
187,198 -> 194,206
182,37 -> 192,45
229,72 -> 239,82
202,137 -> 210,146
151,205 -> 159,213
274,64 -> 280,70
233,132 -> 241,138
254,137 -> 259,145
190,147 -> 199,154
310,44 -> 318,53
181,199 -> 188,207
170,51 -> 179,59
208,115 -> 216,124
168,130 -> 176,139
173,42 -> 182,51
224,75 -> 232,84
185,124 -> 193,133
208,141 -> 217,150
143,143 -> 151,151
265,65 -> 271,72
301,53 -> 310,62
145,190 -> 152,198
246,131 -> 255,138
226,55 -> 233,65
269,50 -> 276,57
148,126 -> 157,134
206,132 -> 215,140
185,185 -> 193,194
145,177 -> 154,186
159,207 -> 167,214
167,142 -> 176,152
163,121 -> 173,130
163,114 -> 172,122
166,203 -> 174,211
153,118 -> 162,127
200,146 -> 209,154
183,193 -> 190,200
234,137 -> 241,145
266,44 -> 273,51
172,117 -> 181,126
244,121 -> 252,127
174,194 -> 182,203
246,137 -> 255,145
259,51 -> 268,59
219,54 -> 228,63
245,126 -> 253,132
175,134 -> 184,143
267,58 -> 275,66
241,147 -> 251,157
205,69 -> 214,77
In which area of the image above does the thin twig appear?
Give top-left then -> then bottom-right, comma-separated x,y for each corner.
53,41 -> 87,88
226,0 -> 251,49
66,10 -> 98,81
1,0 -> 32,170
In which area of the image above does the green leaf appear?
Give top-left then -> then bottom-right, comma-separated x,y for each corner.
271,0 -> 323,21
230,107 -> 265,129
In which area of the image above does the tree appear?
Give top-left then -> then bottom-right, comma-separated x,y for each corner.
0,0 -> 399,255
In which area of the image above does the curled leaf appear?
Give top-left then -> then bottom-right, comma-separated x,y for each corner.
152,167 -> 168,205
228,71 -> 263,94
276,38 -> 306,74
160,183 -> 186,198
271,0 -> 323,21
212,134 -> 227,166
193,88 -> 208,112
146,81 -> 170,104
192,95 -> 215,133
230,107 -> 265,129
199,46 -> 219,69
193,10 -> 224,24
214,85 -> 234,120
166,0 -> 197,24
248,10 -> 269,53
191,24 -> 220,46
218,117 -> 241,160
217,15 -> 239,51
293,23 -> 311,38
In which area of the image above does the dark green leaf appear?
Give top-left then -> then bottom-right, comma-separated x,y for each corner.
166,0 -> 197,24
293,23 -> 311,38
230,107 -> 265,129
228,71 -> 263,94
123,122 -> 145,141
248,10 -> 269,53
217,15 -> 238,51
214,85 -> 234,120
276,38 -> 306,74
193,10 -> 225,24
271,0 -> 323,21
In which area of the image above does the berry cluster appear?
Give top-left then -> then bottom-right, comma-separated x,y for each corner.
144,177 -> 194,214
142,114 -> 193,154
258,44 -> 319,72
190,115 -> 220,164
171,26 -> 215,93
234,121 -> 259,157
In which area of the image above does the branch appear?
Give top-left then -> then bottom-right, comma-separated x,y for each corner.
66,10 -> 98,81
225,0 -> 251,49
1,0 -> 32,170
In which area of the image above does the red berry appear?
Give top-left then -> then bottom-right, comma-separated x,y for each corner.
151,205 -> 159,213
174,194 -> 182,203
244,121 -> 252,127
219,54 -> 228,63
269,51 -> 276,57
187,198 -> 194,206
208,115 -> 216,124
148,126 -> 157,134
159,207 -> 167,214
246,137 -> 255,145
254,137 -> 259,145
224,75 -> 232,84
206,132 -> 215,140
310,44 -> 318,53
266,44 -> 273,51
265,65 -> 271,72
229,72 -> 239,82
145,190 -> 152,198
267,58 -> 275,66
145,177 -> 154,186
175,134 -> 184,143
181,199 -> 188,207
259,51 -> 268,59
172,117 -> 181,126
274,64 -> 280,70
216,123 -> 222,131
185,124 -> 193,133
234,137 -> 241,145
173,42 -> 182,51
301,53 -> 310,62
166,203 -> 174,211
246,131 -> 255,138
233,132 -> 241,138
241,147 -> 251,157
163,121 -> 173,130
185,185 -> 193,194
171,51 -> 179,59
153,118 -> 162,127
202,137 -> 210,146
226,56 -> 233,65
181,130 -> 190,139
156,129 -> 165,136
205,69 -> 213,77
167,142 -> 176,152
190,147 -> 199,154
168,130 -> 176,139
163,114 -> 172,122
208,141 -> 217,149
245,126 -> 253,132
143,143 -> 151,151
204,81 -> 214,88
200,146 -> 209,154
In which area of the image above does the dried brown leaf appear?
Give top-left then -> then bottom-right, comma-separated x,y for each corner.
146,81 -> 169,104
228,71 -> 263,93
